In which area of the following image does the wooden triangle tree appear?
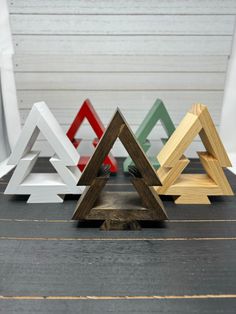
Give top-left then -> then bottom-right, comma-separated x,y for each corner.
67,99 -> 118,173
154,104 -> 234,204
123,99 -> 175,172
5,102 -> 84,203
72,109 -> 168,230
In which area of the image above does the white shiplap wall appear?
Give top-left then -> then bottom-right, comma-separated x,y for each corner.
8,0 -> 236,157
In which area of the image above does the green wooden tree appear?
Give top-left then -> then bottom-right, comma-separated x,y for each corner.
123,99 -> 175,172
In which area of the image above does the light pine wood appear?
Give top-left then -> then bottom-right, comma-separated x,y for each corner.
155,174 -> 223,195
157,113 -> 202,167
198,152 -> 233,195
156,157 -> 190,193
155,104 -> 234,204
174,194 -> 211,205
190,104 -> 231,167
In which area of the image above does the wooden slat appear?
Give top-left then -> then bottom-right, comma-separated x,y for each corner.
13,55 -> 228,72
13,35 -> 232,55
16,90 -> 224,111
0,240 -> 236,296
1,220 -> 236,238
1,298 -> 236,314
10,15 -> 235,35
8,0 -> 236,14
14,72 -> 226,91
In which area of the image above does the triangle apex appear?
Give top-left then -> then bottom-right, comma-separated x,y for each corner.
189,103 -> 208,116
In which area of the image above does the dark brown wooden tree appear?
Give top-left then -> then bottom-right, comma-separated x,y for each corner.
72,109 -> 168,230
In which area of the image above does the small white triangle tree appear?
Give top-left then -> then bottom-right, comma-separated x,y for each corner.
5,102 -> 84,203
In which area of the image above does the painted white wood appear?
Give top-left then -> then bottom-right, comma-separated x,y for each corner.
5,102 -> 84,203
15,72 -> 226,91
50,154 -> 82,194
5,151 -> 39,194
8,0 -> 236,14
221,29 -> 236,174
8,101 -> 79,165
13,35 -> 232,55
10,15 -> 235,36
17,90 -> 224,110
14,55 -> 228,72
9,0 -> 235,159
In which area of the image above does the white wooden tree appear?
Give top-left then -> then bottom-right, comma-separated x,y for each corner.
5,102 -> 84,203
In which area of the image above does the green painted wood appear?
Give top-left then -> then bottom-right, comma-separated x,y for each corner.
123,99 -> 175,172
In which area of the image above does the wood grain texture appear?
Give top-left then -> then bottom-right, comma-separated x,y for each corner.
155,105 -> 234,204
78,110 -> 160,186
0,239 -> 236,297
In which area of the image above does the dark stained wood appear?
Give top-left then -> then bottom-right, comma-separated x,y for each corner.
84,191 -> 166,221
131,177 -> 167,220
72,176 -> 109,220
100,219 -> 141,230
73,111 -> 166,229
78,109 -> 160,186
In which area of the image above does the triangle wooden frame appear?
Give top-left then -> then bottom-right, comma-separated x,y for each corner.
67,99 -> 118,172
5,102 -> 84,203
123,99 -> 175,172
72,109 -> 168,229
155,104 -> 234,204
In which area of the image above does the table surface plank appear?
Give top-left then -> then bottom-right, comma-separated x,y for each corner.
0,158 -> 235,314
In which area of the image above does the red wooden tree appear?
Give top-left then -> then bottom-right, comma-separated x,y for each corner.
67,99 -> 118,172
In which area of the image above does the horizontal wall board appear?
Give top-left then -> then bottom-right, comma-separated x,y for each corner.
13,55 -> 229,72
13,35 -> 232,55
17,90 -> 224,111
8,0 -> 236,14
10,15 -> 235,36
15,72 -> 226,90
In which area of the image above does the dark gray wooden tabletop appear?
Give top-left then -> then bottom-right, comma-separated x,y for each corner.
0,158 -> 235,314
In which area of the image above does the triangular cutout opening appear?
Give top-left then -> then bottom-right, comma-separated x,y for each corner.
5,102 -> 84,203
72,108 -> 168,230
123,99 -> 175,172
67,99 -> 118,172
155,104 -> 233,204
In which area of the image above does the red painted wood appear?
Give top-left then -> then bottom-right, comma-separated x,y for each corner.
67,99 -> 118,173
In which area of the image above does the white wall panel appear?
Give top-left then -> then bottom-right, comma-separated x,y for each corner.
8,0 -> 235,157
11,15 -> 235,36
13,35 -> 232,55
8,0 -> 236,14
